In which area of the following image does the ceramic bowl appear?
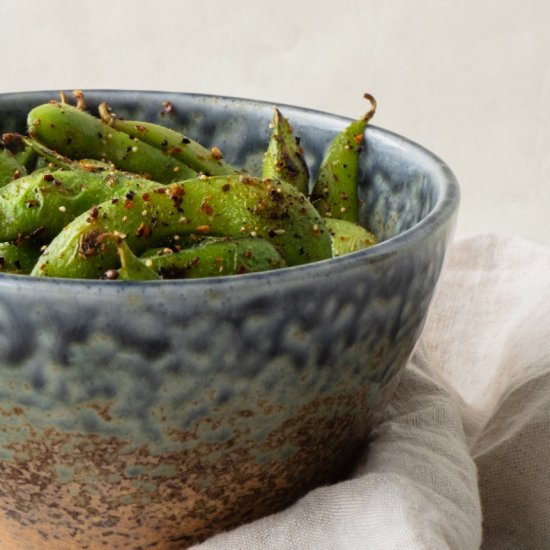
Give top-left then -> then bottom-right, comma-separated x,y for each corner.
0,90 -> 459,549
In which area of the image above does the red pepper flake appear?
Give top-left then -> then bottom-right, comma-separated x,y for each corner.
142,192 -> 151,202
201,201 -> 214,216
123,199 -> 134,210
168,184 -> 185,209
195,225 -> 211,234
353,134 -> 363,144
238,265 -> 248,274
210,146 -> 223,160
161,101 -> 174,114
168,146 -> 182,155
136,223 -> 152,239
135,124 -> 147,133
86,206 -> 100,222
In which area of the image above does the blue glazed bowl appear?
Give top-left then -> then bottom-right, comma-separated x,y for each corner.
0,91 -> 459,549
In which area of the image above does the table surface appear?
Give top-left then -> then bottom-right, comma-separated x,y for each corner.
2,0 -> 548,246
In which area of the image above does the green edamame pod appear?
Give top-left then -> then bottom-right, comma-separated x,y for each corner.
0,148 -> 26,187
22,134 -> 98,172
141,237 -> 286,279
263,108 -> 310,195
0,240 -> 42,274
99,103 -> 243,177
27,102 -> 197,183
0,169 -> 156,241
13,144 -> 37,171
24,134 -> 126,175
2,133 -> 34,174
311,93 -> 377,222
31,175 -> 331,279
324,217 -> 377,257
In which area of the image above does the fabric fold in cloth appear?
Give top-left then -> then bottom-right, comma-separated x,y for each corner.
194,234 -> 550,550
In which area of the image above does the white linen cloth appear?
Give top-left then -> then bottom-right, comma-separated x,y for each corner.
193,234 -> 550,550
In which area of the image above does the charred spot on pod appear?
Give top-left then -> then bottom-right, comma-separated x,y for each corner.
79,228 -> 104,258
86,206 -> 100,223
268,188 -> 285,204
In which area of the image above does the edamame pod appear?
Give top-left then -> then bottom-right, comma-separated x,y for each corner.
2,133 -> 34,175
27,102 -> 197,183
99,103 -> 243,177
262,108 -> 310,195
0,169 -> 157,241
311,93 -> 377,222
324,217 -> 377,257
141,237 -> 286,278
0,240 -> 42,274
0,147 -> 25,187
31,175 -> 331,279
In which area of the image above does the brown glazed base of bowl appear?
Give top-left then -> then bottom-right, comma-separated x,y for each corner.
0,376 -> 400,549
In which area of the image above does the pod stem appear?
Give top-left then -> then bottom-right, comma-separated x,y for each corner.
98,102 -> 117,126
362,93 -> 377,123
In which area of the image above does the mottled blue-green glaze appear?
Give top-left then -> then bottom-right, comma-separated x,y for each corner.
0,91 -> 459,549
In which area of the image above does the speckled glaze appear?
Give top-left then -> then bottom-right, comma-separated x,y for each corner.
0,91 -> 459,549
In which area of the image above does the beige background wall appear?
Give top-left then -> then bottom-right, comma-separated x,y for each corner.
2,0 -> 549,245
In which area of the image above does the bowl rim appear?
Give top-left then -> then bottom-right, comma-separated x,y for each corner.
0,89 -> 460,290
